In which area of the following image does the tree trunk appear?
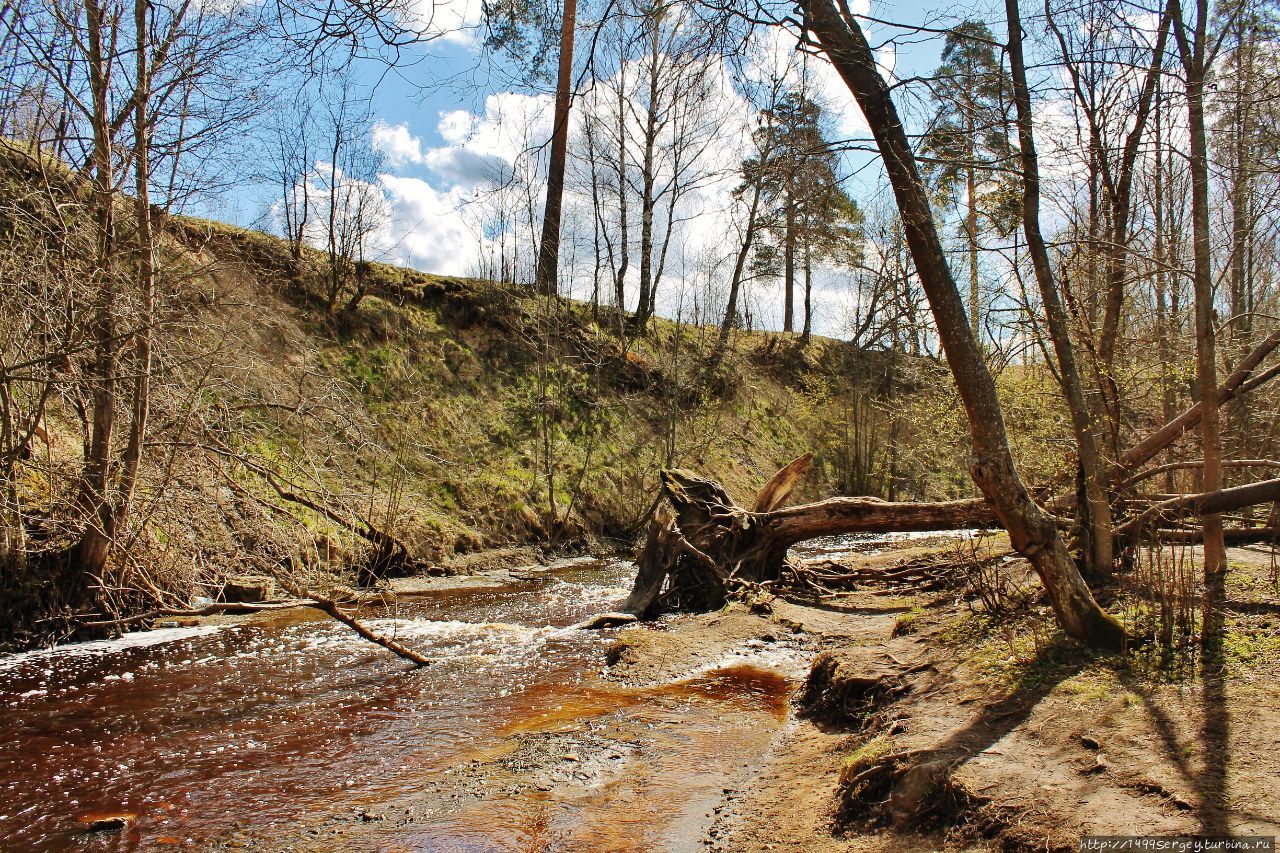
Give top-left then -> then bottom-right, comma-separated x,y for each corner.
623,461 -> 998,616
798,0 -> 1126,649
1117,478 -> 1280,538
1153,84 -> 1178,493
801,229 -> 813,343
1227,14 -> 1255,471
965,144 -> 979,340
783,200 -> 796,334
326,105 -> 344,310
75,0 -> 119,581
1081,6 -> 1170,449
1006,0 -> 1115,580
117,0 -> 153,529
534,0 -> 578,297
1173,0 -> 1227,661
635,21 -> 660,327
711,175 -> 765,368
613,56 -> 629,324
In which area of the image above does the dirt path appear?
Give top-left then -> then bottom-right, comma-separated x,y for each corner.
606,543 -> 1280,852
602,594 -> 912,852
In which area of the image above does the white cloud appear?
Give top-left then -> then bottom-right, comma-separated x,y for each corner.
437,109 -> 477,144
745,25 -> 871,139
352,94 -> 559,278
409,0 -> 485,45
420,93 -> 553,189
378,175 -> 485,275
876,43 -> 897,82
353,35 -> 872,337
371,120 -> 426,167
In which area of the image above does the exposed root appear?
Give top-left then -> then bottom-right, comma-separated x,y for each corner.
622,458 -> 1002,619
799,649 -> 1041,847
833,737 -> 1037,846
798,650 -> 934,730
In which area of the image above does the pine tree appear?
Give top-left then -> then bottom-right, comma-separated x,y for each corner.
746,90 -> 862,337
919,20 -> 1018,339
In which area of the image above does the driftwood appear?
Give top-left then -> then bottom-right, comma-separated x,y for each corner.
623,455 -> 998,616
1119,459 -> 1280,490
308,597 -> 431,666
1115,478 -> 1280,538
86,595 -> 431,667
1154,526 -> 1280,545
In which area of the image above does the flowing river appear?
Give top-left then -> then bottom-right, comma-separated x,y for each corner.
0,532 -> 971,850
0,556 -> 816,851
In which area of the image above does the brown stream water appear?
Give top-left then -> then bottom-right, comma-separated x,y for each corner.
0,557 -> 811,851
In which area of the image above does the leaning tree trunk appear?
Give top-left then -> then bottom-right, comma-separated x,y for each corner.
624,459 -> 1280,620
799,0 -> 1126,650
1007,0 -> 1117,580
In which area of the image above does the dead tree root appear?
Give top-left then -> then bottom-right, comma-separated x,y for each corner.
797,650 -> 934,729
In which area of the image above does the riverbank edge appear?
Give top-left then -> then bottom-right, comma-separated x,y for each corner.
605,540 -> 1280,851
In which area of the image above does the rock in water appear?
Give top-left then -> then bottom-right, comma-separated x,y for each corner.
221,575 -> 277,603
78,813 -> 136,833
574,612 -> 639,630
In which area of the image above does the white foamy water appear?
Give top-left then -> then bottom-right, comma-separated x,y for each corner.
544,555 -> 604,569
700,639 -> 814,679
0,625 -> 224,674
541,577 -> 630,609
283,617 -> 573,670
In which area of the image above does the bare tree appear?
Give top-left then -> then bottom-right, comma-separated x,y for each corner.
1,0 -> 265,600
1045,0 -> 1171,453
267,95 -> 318,286
312,89 -> 389,311
534,0 -> 579,296
796,0 -> 1127,648
1172,0 -> 1229,659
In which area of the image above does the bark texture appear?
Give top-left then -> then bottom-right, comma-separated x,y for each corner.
625,458 -> 996,617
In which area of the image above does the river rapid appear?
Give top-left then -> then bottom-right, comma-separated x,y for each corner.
0,531 -> 971,851
0,556 -> 812,851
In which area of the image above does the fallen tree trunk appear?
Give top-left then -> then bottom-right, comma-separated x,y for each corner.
1120,459 -> 1280,490
623,459 -> 1000,617
1154,527 -> 1279,545
309,597 -> 431,666
1113,329 -> 1280,479
769,497 -> 996,545
622,460 -> 1280,620
1115,478 -> 1280,538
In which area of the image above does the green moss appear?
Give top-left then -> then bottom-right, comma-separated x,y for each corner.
839,732 -> 896,785
1223,618 -> 1280,675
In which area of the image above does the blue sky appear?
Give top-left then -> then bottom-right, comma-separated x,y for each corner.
216,0 -> 985,335
347,0 -> 959,189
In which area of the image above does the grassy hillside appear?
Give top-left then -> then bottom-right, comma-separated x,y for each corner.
2,143 -> 1072,646
157,214 -> 972,555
